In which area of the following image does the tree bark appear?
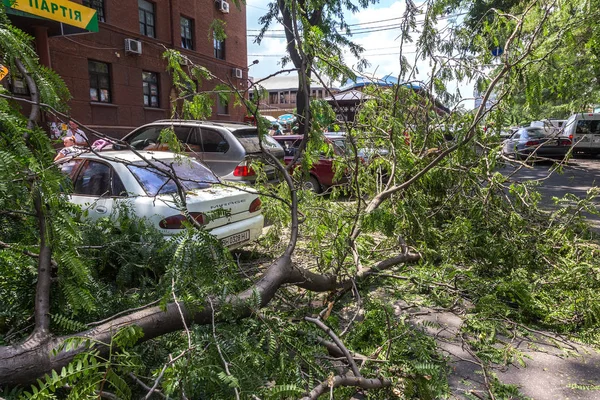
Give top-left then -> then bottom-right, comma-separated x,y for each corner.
30,189 -> 52,339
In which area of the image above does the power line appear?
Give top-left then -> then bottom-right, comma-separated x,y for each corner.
246,16 -> 404,31
249,24 -> 405,38
248,50 -> 419,57
247,12 -> 466,32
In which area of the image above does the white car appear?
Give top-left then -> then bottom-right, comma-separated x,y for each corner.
58,151 -> 264,249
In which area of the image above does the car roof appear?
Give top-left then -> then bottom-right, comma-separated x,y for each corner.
274,134 -> 347,140
273,135 -> 303,140
76,150 -> 184,163
324,134 -> 346,140
147,119 -> 254,130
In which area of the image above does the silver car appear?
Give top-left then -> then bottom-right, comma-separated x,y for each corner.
502,127 -> 572,160
115,120 -> 285,184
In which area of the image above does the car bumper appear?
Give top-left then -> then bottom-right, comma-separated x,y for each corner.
162,214 -> 264,249
517,147 -> 570,159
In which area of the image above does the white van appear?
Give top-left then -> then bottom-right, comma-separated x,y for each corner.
563,113 -> 600,155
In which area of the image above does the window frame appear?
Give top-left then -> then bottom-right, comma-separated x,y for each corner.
180,16 -> 194,50
142,71 -> 160,108
214,34 -> 225,60
88,60 -> 112,103
72,160 -> 126,198
83,0 -> 105,22
217,96 -> 229,115
138,0 -> 156,38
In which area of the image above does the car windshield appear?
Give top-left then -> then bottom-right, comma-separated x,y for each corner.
233,128 -> 282,153
127,158 -> 218,196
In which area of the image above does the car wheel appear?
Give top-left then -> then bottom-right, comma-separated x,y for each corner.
303,176 -> 321,194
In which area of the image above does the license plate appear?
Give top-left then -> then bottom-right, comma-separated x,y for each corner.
221,230 -> 250,247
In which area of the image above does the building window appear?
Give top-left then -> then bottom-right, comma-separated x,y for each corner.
180,16 -> 193,50
214,34 -> 225,60
217,96 -> 229,115
88,61 -> 111,103
83,0 -> 105,22
268,92 -> 278,104
138,0 -> 155,38
142,71 -> 159,108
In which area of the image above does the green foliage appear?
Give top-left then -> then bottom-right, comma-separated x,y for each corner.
24,326 -> 143,400
210,19 -> 227,41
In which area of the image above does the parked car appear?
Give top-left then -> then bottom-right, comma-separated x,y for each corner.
57,151 -> 264,249
502,127 -> 572,160
273,134 -> 348,193
114,120 -> 285,184
499,127 -> 519,139
323,132 -> 390,162
563,113 -> 600,155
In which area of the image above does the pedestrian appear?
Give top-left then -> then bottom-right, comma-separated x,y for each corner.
271,123 -> 283,136
67,120 -> 88,146
54,136 -> 82,161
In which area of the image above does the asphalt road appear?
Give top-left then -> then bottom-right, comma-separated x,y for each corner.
502,156 -> 600,230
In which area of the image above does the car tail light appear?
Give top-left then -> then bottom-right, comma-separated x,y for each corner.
159,212 -> 206,229
559,139 -> 572,146
249,197 -> 262,213
233,162 -> 256,177
525,140 -> 540,146
569,134 -> 573,140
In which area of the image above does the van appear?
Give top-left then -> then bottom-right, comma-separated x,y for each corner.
563,113 -> 600,155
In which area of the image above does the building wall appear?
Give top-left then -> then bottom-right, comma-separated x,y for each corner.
253,87 -> 340,118
43,0 -> 248,139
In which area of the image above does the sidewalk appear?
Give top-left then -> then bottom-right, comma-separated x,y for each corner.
397,302 -> 600,399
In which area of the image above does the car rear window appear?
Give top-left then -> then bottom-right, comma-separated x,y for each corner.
232,128 -> 283,153
128,158 -> 218,196
524,129 -> 546,138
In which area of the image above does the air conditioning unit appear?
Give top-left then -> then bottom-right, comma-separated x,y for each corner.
124,38 -> 142,55
219,0 -> 230,13
233,68 -> 243,79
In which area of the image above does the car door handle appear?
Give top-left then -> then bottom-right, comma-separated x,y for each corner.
96,206 -> 108,214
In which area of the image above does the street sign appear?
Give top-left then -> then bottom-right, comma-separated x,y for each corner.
0,65 -> 8,82
2,0 -> 98,32
491,47 -> 504,57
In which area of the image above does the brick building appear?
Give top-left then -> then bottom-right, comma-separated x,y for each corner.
5,0 -> 249,139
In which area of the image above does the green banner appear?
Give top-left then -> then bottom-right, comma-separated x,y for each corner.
3,0 -> 98,32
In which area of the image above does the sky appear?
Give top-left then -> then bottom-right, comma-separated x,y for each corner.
245,0 -> 477,109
